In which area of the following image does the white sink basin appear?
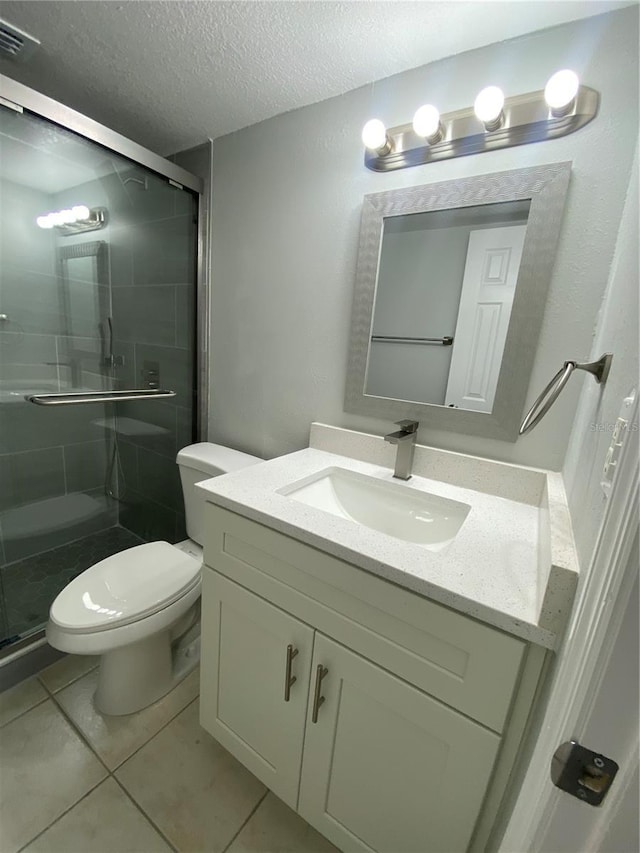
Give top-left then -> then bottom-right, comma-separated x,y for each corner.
279,467 -> 470,551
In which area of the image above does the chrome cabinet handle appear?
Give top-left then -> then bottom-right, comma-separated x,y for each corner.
311,664 -> 329,723
284,644 -> 299,702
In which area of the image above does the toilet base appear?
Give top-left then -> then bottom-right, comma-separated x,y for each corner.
94,622 -> 200,716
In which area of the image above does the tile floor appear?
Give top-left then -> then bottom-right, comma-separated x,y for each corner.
0,655 -> 338,853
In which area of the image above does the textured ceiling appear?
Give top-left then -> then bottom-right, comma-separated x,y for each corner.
0,1 -> 633,155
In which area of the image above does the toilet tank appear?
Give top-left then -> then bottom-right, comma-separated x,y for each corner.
176,442 -> 261,544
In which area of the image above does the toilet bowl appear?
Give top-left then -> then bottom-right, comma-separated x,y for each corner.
46,442 -> 260,715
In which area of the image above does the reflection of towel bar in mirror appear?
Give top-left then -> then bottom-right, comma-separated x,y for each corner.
519,353 -> 613,436
27,389 -> 177,406
371,335 -> 454,346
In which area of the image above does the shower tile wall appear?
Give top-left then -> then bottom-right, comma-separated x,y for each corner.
87,167 -> 196,544
0,164 -> 196,640
48,167 -> 196,544
0,179 -> 115,572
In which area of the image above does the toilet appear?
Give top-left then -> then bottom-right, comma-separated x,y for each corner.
46,442 -> 260,715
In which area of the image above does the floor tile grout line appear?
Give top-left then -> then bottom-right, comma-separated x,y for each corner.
220,790 -> 270,853
26,674 -> 191,852
46,690 -> 114,776
14,775 -> 108,853
18,686 -> 188,851
41,667 -> 197,773
6,669 -> 201,852
0,662 -> 98,730
36,663 -> 99,698
111,693 -> 200,772
4,680 -> 288,853
0,694 -> 49,729
111,774 -> 179,853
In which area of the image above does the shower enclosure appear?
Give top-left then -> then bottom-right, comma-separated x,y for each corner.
0,77 -> 205,655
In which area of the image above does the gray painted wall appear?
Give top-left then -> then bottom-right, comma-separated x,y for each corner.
537,145 -> 638,852
563,143 -> 638,569
208,7 -> 638,469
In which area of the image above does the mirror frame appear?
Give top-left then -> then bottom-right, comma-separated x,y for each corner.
58,239 -> 109,339
344,162 -> 571,441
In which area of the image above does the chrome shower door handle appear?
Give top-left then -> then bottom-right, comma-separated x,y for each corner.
284,644 -> 299,702
311,665 -> 329,723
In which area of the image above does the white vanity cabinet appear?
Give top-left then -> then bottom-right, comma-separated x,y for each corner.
298,634 -> 501,853
200,571 -> 314,806
200,505 -> 547,853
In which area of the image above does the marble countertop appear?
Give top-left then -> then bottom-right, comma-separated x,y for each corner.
197,426 -> 579,649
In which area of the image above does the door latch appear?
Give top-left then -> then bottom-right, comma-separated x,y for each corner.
551,741 -> 619,805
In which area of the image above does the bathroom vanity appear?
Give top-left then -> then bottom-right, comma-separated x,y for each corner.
198,424 -> 578,852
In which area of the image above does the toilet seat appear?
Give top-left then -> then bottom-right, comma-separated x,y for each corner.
49,542 -> 201,634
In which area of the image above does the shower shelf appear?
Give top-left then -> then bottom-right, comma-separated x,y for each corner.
26,389 -> 176,406
91,416 -> 171,437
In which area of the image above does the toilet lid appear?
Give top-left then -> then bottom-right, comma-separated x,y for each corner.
50,542 -> 201,633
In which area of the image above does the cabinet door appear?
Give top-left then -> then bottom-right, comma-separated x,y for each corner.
200,571 -> 314,808
299,634 -> 501,853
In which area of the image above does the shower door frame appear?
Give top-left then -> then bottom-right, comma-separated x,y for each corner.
0,74 -> 210,439
0,74 -> 210,672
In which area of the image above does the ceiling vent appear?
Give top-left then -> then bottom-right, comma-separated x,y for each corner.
0,19 -> 40,62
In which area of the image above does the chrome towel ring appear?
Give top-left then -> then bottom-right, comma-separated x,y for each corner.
520,353 -> 613,436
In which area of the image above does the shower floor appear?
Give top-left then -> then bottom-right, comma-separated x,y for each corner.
1,527 -> 145,643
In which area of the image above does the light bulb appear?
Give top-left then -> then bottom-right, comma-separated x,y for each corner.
361,119 -> 388,151
412,105 -> 442,143
474,86 -> 505,130
545,69 -> 579,116
50,211 -> 66,226
72,205 -> 90,221
60,209 -> 76,224
36,215 -> 54,229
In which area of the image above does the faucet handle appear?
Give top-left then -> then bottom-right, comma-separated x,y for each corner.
394,419 -> 419,434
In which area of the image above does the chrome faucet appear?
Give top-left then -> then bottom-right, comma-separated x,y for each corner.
384,420 -> 419,480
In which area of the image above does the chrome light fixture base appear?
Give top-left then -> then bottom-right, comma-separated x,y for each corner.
56,207 -> 108,236
365,86 -> 599,172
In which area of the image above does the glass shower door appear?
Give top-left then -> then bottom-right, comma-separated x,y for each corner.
0,105 -> 198,648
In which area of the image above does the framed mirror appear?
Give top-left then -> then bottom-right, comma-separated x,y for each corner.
58,240 -> 109,339
345,162 -> 571,440
57,240 -> 109,390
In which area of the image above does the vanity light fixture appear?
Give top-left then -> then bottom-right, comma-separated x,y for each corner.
412,104 -> 443,144
361,118 -> 393,155
362,70 -> 598,172
544,69 -> 580,116
473,86 -> 505,131
36,205 -> 108,235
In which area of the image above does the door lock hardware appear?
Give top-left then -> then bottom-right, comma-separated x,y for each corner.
551,741 -> 619,805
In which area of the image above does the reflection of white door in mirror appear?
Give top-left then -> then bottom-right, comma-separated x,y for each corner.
445,225 -> 527,412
